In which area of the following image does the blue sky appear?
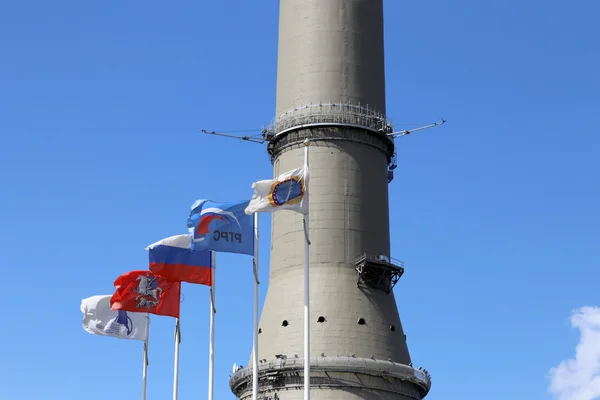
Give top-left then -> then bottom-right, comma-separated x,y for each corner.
1,1 -> 598,399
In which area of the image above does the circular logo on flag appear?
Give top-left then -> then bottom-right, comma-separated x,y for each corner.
269,176 -> 304,207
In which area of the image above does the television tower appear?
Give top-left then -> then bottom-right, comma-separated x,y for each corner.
229,1 -> 433,398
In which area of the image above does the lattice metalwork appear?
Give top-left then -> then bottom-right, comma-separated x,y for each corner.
262,103 -> 394,139
355,253 -> 405,293
230,356 -> 431,399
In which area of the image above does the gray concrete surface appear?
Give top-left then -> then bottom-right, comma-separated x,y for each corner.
230,1 -> 430,398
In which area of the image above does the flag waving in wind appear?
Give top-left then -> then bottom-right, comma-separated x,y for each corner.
81,294 -> 148,341
146,234 -> 213,286
110,270 -> 181,318
187,199 -> 254,256
245,166 -> 308,215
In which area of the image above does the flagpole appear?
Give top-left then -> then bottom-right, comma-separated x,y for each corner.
172,318 -> 180,400
208,251 -> 216,400
252,212 -> 260,400
303,139 -> 311,400
142,315 -> 150,400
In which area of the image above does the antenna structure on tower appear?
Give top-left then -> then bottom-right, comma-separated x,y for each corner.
201,118 -> 446,183
386,118 -> 446,182
201,129 -> 265,144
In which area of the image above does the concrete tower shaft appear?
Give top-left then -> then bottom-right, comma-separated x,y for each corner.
230,1 -> 431,398
275,0 -> 386,115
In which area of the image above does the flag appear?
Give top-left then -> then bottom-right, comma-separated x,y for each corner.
81,294 -> 148,341
187,199 -> 254,256
110,270 -> 181,318
146,234 -> 213,286
244,166 -> 308,215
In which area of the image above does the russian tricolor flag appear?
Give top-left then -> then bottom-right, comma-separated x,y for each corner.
146,234 -> 212,286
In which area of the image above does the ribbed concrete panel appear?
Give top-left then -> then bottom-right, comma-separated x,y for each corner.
275,0 -> 386,116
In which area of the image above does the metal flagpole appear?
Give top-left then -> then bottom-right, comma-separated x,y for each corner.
208,252 -> 216,400
252,212 -> 260,400
142,315 -> 150,400
172,318 -> 181,400
302,139 -> 311,400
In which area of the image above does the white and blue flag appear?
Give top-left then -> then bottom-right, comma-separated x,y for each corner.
80,295 -> 148,341
187,199 -> 255,256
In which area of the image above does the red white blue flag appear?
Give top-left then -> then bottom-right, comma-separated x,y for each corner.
146,234 -> 213,286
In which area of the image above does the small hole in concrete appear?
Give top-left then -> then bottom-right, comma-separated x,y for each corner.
390,325 -> 396,332
317,316 -> 325,323
358,318 -> 366,325
258,328 -> 262,334
282,320 -> 289,327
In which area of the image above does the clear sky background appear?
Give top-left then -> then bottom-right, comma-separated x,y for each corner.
1,1 -> 598,399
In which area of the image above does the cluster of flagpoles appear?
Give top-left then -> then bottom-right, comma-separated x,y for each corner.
80,140 -> 311,400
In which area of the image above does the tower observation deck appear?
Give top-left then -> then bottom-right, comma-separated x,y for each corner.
230,1 -> 431,398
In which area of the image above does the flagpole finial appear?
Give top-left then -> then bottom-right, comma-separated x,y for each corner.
304,138 -> 310,146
